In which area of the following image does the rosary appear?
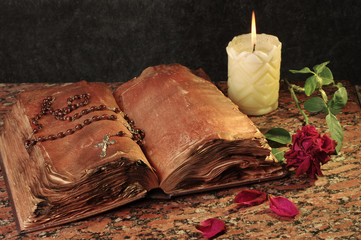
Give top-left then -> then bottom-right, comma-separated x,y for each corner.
25,93 -> 145,156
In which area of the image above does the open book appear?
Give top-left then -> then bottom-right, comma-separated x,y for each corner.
0,64 -> 287,233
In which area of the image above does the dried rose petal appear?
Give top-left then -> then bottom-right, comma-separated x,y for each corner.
234,189 -> 267,206
269,196 -> 299,218
195,218 -> 226,239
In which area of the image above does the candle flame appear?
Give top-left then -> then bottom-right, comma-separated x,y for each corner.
251,11 -> 256,52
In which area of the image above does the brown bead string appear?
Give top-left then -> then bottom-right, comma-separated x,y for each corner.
25,93 -> 145,149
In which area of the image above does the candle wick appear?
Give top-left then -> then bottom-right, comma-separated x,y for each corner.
252,43 -> 256,53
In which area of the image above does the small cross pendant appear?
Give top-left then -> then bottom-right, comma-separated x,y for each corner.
94,134 -> 116,158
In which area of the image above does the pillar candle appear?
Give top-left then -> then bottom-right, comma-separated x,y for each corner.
226,33 -> 282,115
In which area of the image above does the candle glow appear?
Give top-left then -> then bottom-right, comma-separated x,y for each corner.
251,11 -> 256,52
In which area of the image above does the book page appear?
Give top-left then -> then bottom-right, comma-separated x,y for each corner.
114,64 -> 286,195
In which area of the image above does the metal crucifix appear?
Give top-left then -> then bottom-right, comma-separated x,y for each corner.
94,134 -> 116,158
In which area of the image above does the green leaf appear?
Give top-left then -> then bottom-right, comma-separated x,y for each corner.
304,75 -> 317,96
289,67 -> 312,74
265,128 -> 292,145
328,87 -> 348,114
272,148 -> 285,164
326,113 -> 343,153
313,61 -> 330,74
318,66 -> 334,86
336,82 -> 344,88
304,97 -> 327,113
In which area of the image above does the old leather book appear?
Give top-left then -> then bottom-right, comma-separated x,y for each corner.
0,64 -> 286,233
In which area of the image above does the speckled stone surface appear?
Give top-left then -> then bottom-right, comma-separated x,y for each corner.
0,81 -> 360,239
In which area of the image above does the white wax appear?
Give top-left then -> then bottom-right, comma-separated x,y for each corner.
226,33 -> 282,115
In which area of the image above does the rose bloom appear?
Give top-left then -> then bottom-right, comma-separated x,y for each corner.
284,125 -> 336,178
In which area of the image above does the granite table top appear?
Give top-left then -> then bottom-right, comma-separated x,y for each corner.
0,81 -> 360,239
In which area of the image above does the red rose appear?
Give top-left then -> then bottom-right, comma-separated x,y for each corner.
284,125 -> 336,178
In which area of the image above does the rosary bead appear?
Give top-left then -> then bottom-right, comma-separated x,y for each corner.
24,140 -> 31,147
47,96 -> 53,101
114,108 -> 120,113
57,132 -> 65,138
75,124 -> 83,130
47,135 -> 57,140
116,131 -> 125,136
109,115 -> 117,120
132,135 -> 141,144
37,136 -> 46,142
65,129 -> 74,135
90,106 -> 97,112
100,114 -> 108,120
81,109 -> 88,115
83,119 -> 91,125
98,105 -> 106,110
33,128 -> 39,134
65,116 -> 72,121
138,129 -> 145,139
92,115 -> 100,121
73,113 -> 79,119
30,140 -> 37,146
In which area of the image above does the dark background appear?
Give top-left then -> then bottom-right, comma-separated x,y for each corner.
0,0 -> 360,84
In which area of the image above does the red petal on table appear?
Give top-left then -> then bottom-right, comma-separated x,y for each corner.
195,218 -> 226,239
269,196 -> 299,217
234,189 -> 267,206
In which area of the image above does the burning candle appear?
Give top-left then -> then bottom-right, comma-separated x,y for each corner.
226,11 -> 282,115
